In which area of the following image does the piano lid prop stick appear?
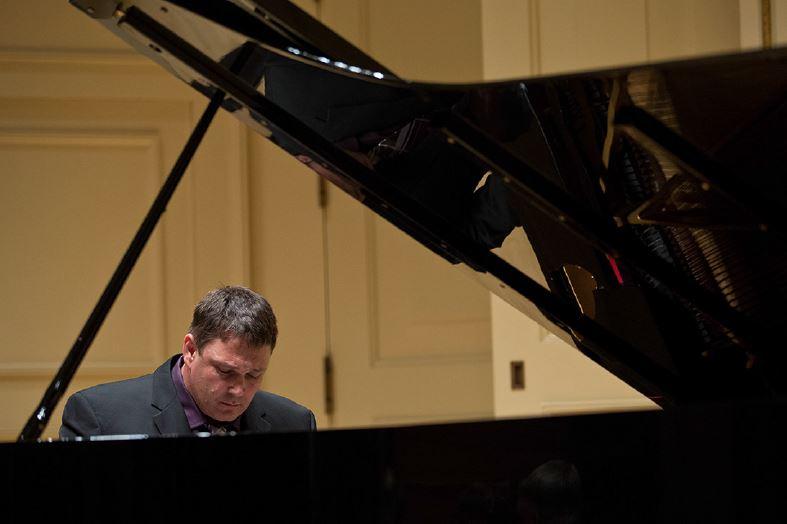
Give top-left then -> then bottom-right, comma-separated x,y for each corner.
17,43 -> 256,442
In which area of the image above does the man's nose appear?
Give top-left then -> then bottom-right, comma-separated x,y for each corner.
227,377 -> 246,396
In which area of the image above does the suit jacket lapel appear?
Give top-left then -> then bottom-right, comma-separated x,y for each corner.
151,356 -> 191,436
242,394 -> 272,433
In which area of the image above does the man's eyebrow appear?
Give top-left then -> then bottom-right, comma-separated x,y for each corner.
210,358 -> 237,370
209,356 -> 264,374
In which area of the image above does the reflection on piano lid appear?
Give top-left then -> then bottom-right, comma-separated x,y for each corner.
65,0 -> 787,405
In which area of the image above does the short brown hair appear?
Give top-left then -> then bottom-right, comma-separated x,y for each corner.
188,286 -> 278,351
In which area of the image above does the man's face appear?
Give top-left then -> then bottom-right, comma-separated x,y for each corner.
181,334 -> 272,422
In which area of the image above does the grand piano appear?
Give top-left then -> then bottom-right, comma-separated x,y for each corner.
4,1 -> 787,521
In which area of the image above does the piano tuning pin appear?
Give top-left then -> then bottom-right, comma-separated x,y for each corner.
700,182 -> 711,191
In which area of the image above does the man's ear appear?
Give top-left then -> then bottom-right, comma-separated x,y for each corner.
182,334 -> 198,363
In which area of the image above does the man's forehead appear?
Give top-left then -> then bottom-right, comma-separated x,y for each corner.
208,334 -> 268,350
205,337 -> 271,364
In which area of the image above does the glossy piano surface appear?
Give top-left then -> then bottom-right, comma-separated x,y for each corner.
6,399 -> 787,522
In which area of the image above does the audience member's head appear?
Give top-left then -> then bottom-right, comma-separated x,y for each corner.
517,460 -> 583,524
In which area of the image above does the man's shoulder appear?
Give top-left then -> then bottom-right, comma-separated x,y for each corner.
70,373 -> 154,409
254,390 -> 311,414
251,390 -> 316,431
60,370 -> 162,439
71,358 -> 172,406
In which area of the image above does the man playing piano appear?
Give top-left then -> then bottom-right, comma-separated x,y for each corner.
59,286 -> 315,438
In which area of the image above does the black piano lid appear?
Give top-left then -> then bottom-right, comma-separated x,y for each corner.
69,0 -> 787,405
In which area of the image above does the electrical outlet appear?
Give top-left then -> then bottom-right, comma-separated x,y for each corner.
510,360 -> 525,390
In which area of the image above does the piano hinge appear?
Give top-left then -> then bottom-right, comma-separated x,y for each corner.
601,77 -> 622,170
318,177 -> 329,208
324,353 -> 335,416
762,0 -> 773,48
69,0 -> 119,19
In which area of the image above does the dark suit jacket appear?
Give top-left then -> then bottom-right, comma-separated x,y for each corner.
59,355 -> 316,438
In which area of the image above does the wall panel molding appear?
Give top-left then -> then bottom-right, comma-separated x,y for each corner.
0,49 -> 193,100
0,49 -> 150,67
0,129 -> 158,149
372,410 -> 493,425
0,125 -> 169,368
364,211 -> 491,368
529,0 -> 542,74
0,363 -> 156,379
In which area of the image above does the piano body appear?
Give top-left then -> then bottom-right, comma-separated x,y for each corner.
3,1 -> 787,521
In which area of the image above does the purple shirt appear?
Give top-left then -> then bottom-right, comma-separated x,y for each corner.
171,356 -> 240,433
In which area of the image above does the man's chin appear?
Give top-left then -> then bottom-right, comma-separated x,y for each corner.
212,401 -> 244,421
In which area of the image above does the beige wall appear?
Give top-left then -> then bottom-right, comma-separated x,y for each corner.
0,1 -> 253,439
483,0 -> 743,81
0,0 -> 492,439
